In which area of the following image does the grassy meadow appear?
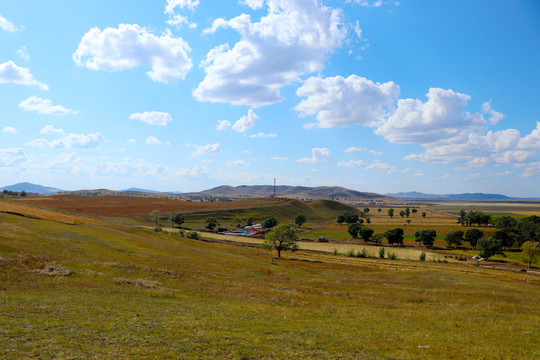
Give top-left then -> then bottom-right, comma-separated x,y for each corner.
1,196 -> 540,359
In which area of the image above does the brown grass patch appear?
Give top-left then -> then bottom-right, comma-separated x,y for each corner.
16,195 -> 285,217
0,199 -> 101,224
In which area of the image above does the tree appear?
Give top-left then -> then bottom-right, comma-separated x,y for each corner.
415,229 -> 436,246
388,208 -> 394,218
295,214 -> 307,227
205,217 -> 218,231
171,213 -> 185,228
341,211 -> 359,224
20,191 -> 27,197
262,216 -> 278,229
522,241 -> 540,268
366,217 -> 371,224
348,223 -> 362,238
477,237 -> 503,260
372,233 -> 384,244
422,211 -> 427,218
445,230 -> 464,248
399,210 -> 405,218
364,207 -> 370,214
261,224 -> 299,258
378,208 -> 382,213
246,217 -> 253,226
493,216 -> 518,232
464,228 -> 483,249
405,208 -> 410,218
412,208 -> 418,214
359,226 -> 374,243
494,230 -> 514,249
385,228 -> 404,246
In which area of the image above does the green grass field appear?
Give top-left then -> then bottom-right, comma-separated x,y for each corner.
1,198 -> 540,359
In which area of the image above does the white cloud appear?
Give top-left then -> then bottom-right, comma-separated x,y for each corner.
368,149 -> 383,155
130,111 -> 172,126
216,120 -> 232,131
345,146 -> 366,153
226,160 -> 249,167
194,0 -> 347,107
19,96 -> 78,115
375,88 -> 485,145
272,156 -> 288,160
40,125 -> 64,135
240,0 -> 265,9
127,139 -> 136,143
17,46 -> 29,61
0,61 -> 48,90
337,159 -> 368,167
25,139 -> 50,148
481,101 -> 504,125
518,122 -> 540,150
146,136 -> 162,145
2,126 -> 17,134
0,148 -> 25,166
247,132 -> 277,138
297,147 -> 331,163
165,0 -> 199,13
296,75 -> 399,128
51,133 -> 103,149
0,14 -> 18,32
233,109 -> 259,133
73,24 -> 192,84
193,143 -> 221,156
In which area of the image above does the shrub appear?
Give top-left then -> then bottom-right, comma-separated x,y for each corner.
379,247 -> 385,259
388,252 -> 397,260
357,248 -> 368,258
187,231 -> 200,240
333,248 -> 338,256
179,229 -> 185,237
345,249 -> 355,257
419,252 -> 426,261
154,227 -> 163,232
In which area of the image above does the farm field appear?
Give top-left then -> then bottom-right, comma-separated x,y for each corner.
1,196 -> 540,358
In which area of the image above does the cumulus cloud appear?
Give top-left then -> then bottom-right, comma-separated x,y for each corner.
39,125 -> 64,134
51,133 -> 103,149
73,24 -> 192,84
194,0 -> 347,106
0,61 -> 48,90
272,156 -> 288,160
19,96 -> 78,115
297,147 -> 331,163
481,101 -> 504,125
27,133 -> 103,149
216,120 -> 232,131
0,14 -> 19,32
193,143 -> 221,156
247,132 -> 277,138
0,148 -> 25,166
165,0 -> 199,13
2,126 -> 16,134
233,109 -> 259,133
146,136 -> 162,145
130,111 -> 172,126
375,88 -> 485,145
337,159 -> 368,167
518,122 -> 540,150
296,75 -> 399,128
40,125 -> 64,135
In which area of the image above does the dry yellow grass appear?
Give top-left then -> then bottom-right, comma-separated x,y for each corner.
0,199 -> 102,224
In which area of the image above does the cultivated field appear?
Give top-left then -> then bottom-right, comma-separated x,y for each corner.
1,196 -> 539,358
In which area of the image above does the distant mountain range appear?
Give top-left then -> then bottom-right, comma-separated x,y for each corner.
2,182 -> 537,201
183,185 -> 391,201
385,191 -> 524,200
0,182 -> 62,194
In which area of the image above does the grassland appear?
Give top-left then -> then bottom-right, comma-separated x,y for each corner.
1,197 -> 539,359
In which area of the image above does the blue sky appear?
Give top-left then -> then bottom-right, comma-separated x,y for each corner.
1,0 -> 539,196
